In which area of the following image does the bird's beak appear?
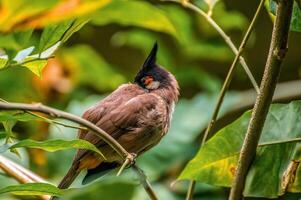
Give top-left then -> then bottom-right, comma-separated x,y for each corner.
142,42 -> 158,70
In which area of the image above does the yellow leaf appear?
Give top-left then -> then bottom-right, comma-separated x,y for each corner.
22,59 -> 47,77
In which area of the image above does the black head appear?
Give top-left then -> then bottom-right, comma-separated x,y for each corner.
134,43 -> 171,90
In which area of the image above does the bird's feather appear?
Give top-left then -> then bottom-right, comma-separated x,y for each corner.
75,83 -> 168,168
82,162 -> 119,185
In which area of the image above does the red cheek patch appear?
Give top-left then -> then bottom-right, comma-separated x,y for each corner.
144,76 -> 153,85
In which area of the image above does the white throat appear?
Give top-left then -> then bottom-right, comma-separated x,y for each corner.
146,81 -> 160,90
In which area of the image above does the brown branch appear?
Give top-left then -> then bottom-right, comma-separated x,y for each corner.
162,0 -> 260,94
0,102 -> 129,159
184,0 -> 266,198
0,155 -> 49,200
0,101 -> 159,199
0,98 -> 87,131
229,0 -> 294,199
132,164 -> 159,200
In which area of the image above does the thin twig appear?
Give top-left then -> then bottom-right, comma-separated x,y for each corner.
0,156 -> 35,184
9,56 -> 55,67
117,153 -> 137,176
0,102 -> 129,161
185,181 -> 196,200
132,164 -> 159,200
229,0 -> 294,199
201,0 -> 265,145
0,56 -> 54,72
162,0 -> 260,94
184,0 -> 265,198
0,98 -> 87,131
0,155 -> 49,200
29,112 -> 88,131
0,101 -> 159,200
117,158 -> 130,176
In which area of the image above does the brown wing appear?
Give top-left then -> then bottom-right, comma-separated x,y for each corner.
77,84 -> 144,139
75,84 -> 167,166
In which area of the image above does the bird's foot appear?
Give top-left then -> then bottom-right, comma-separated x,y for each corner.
116,153 -> 137,176
128,153 -> 137,165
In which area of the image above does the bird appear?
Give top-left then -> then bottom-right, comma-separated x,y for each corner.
51,42 -> 179,198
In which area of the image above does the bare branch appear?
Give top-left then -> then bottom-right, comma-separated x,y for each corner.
132,164 -> 159,200
185,181 -> 196,200
117,153 -> 136,176
162,0 -> 260,94
0,98 -> 87,131
184,0 -> 266,198
0,155 -> 49,200
229,0 -> 294,199
0,101 -> 129,159
0,56 -> 55,72
0,101 -> 159,199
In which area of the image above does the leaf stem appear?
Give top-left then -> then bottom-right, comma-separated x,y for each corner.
229,0 -> 294,199
0,98 -> 87,131
185,181 -> 196,200
183,0 -> 266,198
0,102 -> 129,163
9,56 -> 54,67
132,164 -> 159,200
162,0 -> 260,94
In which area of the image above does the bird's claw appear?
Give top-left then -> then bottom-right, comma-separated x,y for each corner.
116,153 -> 137,176
128,153 -> 137,165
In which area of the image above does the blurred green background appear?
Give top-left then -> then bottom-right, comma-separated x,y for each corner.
0,0 -> 301,199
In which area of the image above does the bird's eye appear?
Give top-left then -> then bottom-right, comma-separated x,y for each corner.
141,76 -> 154,86
141,75 -> 160,90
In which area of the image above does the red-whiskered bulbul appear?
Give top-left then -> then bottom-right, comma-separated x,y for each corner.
52,43 -> 179,197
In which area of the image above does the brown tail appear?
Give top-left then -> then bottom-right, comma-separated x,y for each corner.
50,162 -> 81,200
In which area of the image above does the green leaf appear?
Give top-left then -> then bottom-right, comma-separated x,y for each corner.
13,46 -> 35,63
0,58 -> 8,69
61,45 -> 126,91
92,1 -> 178,38
205,0 -> 219,11
291,2 -> 301,32
2,120 -> 16,142
39,18 -> 89,53
62,179 -> 136,200
179,100 -> 301,198
269,0 -> 277,15
0,131 -> 7,139
39,41 -> 61,58
39,20 -> 74,52
0,30 -> 33,50
10,139 -> 105,158
0,111 -> 39,122
269,1 -> 301,32
61,18 -> 90,43
0,183 -> 66,196
21,59 -> 47,77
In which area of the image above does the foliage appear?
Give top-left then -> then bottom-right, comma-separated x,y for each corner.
0,183 -> 67,196
91,1 -> 178,38
9,139 -> 105,158
0,0 -> 300,200
269,0 -> 301,32
179,101 -> 301,198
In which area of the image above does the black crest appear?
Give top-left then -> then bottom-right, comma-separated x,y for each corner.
142,42 -> 158,70
135,42 -> 166,86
